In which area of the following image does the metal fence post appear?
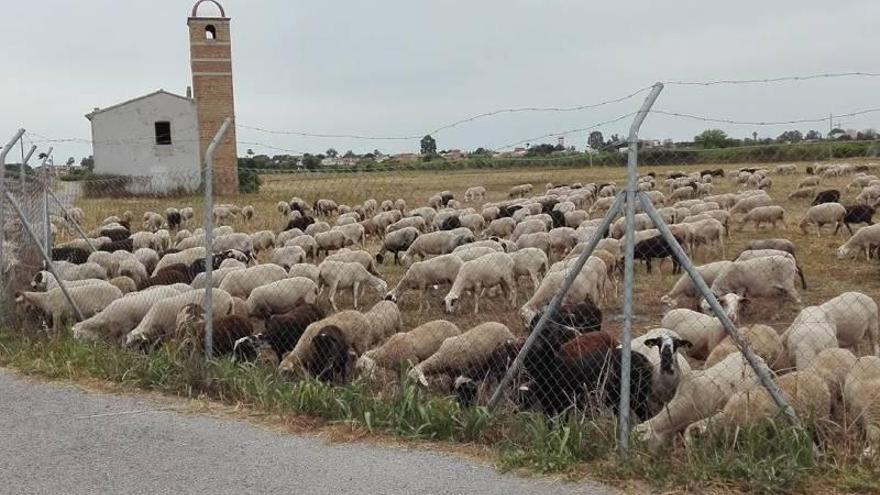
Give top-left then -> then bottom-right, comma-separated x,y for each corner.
40,148 -> 54,258
3,191 -> 84,322
637,194 -> 801,428
0,129 -> 26,288
487,191 -> 626,411
203,117 -> 233,359
618,82 -> 664,452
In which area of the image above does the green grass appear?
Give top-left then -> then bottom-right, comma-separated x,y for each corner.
0,327 -> 863,494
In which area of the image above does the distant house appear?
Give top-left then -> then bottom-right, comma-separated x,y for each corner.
441,149 -> 466,161
391,153 -> 419,163
85,89 -> 201,194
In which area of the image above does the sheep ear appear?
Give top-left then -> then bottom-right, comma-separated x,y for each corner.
643,337 -> 661,348
675,338 -> 693,349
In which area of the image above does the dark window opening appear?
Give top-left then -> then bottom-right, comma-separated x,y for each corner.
155,121 -> 172,145
205,25 -> 217,40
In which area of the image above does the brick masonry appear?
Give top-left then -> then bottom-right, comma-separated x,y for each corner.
188,14 -> 239,195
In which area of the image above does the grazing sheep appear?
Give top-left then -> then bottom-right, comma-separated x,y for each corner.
386,216 -> 427,234
799,202 -> 845,236
736,205 -> 785,231
464,186 -> 487,202
72,286 -> 182,343
743,238 -> 796,256
276,228 -> 304,247
408,322 -> 515,386
633,353 -> 763,451
52,246 -> 91,264
401,230 -> 474,264
729,194 -> 772,216
285,235 -> 318,261
271,246 -> 307,270
385,254 -> 463,311
314,229 -> 350,257
444,252 -> 516,314
777,306 -> 839,371
633,235 -> 682,274
31,263 -> 108,290
798,176 -> 820,188
325,249 -> 379,275
807,348 -> 857,417
356,320 -> 461,376
521,257 -> 607,323
843,356 -> 880,452
247,277 -> 320,319
16,282 -> 123,332
217,264 -> 289,299
362,300 -> 403,351
376,227 -> 420,265
835,204 -> 876,235
242,205 -> 255,223
287,263 -> 320,283
685,371 -> 830,442
189,266 -> 242,290
788,187 -> 816,200
817,292 -> 879,356
124,289 -> 234,347
707,256 -> 803,318
510,247 -> 549,290
318,260 -> 387,311
251,230 -> 276,253
836,224 -> 880,260
174,304 -> 254,356
278,311 -> 371,375
142,212 -> 164,232
812,189 -> 841,206
133,248 -> 159,275
660,260 -> 733,309
246,303 -> 326,361
152,247 -> 206,276
704,324 -> 783,369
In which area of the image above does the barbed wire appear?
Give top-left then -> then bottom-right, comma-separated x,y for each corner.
662,71 -> 880,86
651,107 -> 880,127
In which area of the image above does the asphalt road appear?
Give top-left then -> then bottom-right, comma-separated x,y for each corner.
0,369 -> 617,495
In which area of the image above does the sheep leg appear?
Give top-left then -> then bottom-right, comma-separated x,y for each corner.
329,282 -> 339,312
870,317 -> 880,357
529,271 -> 540,293
352,282 -> 361,309
473,283 -> 482,314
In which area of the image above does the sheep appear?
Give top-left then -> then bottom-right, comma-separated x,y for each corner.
660,309 -> 726,359
52,246 -> 91,264
356,320 -> 461,377
817,292 -> 879,356
452,245 -> 497,262
707,256 -> 802,318
401,230 -> 474,264
271,246 -> 307,271
287,263 -> 320,284
464,186 -> 486,202
325,249 -> 379,275
152,247 -> 206,276
31,263 -> 108,291
521,257 -> 607,323
251,230 -> 276,253
247,277 -> 320,319
276,228 -> 304,247
704,324 -> 783,369
385,254 -> 462,311
843,356 -> 880,452
362,300 -> 403,351
285,215 -> 315,232
173,304 -> 253,356
633,352 -> 763,451
835,204 -> 876,235
212,233 -> 254,259
133,248 -> 159,275
239,303 -> 325,362
776,306 -> 839,371
788,187 -> 817,201
684,371 -> 830,442
313,229 -> 350,258
124,289 -> 234,347
217,264 -> 289,299
142,212 -> 164,232
333,223 -> 366,248
394,198 -> 407,212
799,202 -> 845,236
306,222 -> 332,237
688,218 -> 726,257
807,348 -> 857,417
729,194 -> 772,216
743,238 -> 796,256
736,205 -> 785,231
16,282 -> 123,332
318,260 -> 387,311
375,227 -> 420,266
408,322 -> 514,386
87,250 -> 119,277
444,252 -> 516,314
71,286 -> 181,343
660,260 -> 733,310
386,216 -> 427,234
285,235 -> 318,261
278,311 -> 371,375
510,247 -> 549,291
486,217 -> 516,238
115,257 -> 147,287
633,235 -> 682,274
836,224 -> 880,260
632,329 -> 693,408
813,189 -> 841,206
313,199 -> 339,216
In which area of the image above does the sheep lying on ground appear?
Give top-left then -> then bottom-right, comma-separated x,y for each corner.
385,254 -> 462,311
318,261 -> 387,311
408,322 -> 515,386
278,310 -> 370,377
807,348 -> 857,417
660,309 -> 726,359
17,282 -> 123,332
356,320 -> 461,377
632,329 -> 693,409
704,324 -> 783,369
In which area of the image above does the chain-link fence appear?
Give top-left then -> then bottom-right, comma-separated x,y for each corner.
4,76 -> 880,474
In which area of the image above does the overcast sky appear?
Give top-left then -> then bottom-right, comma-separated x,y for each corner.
2,0 -> 878,161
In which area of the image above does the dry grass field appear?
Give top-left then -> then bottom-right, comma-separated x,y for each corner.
69,160 -> 880,343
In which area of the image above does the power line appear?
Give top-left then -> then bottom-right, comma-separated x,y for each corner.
663,71 -> 880,86
651,107 -> 880,127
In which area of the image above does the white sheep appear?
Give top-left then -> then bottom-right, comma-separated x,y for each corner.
362,300 -> 403,353
356,320 -> 461,376
386,254 -> 463,311
706,256 -> 802,320
285,235 -> 318,261
152,247 -> 206,276
633,353 -> 763,451
190,266 -> 244,290
142,212 -> 163,232
247,277 -> 320,319
133,248 -> 159,275
632,328 -> 693,408
16,282 -> 123,332
314,229 -> 350,257
704,324 -> 783,369
807,348 -> 857,417
660,260 -> 733,310
843,356 -> 880,452
736,205 -> 785,231
318,260 -> 387,311
325,249 -> 378,275
464,186 -> 487,202
217,264 -> 289,299
660,309 -> 725,359
799,202 -> 845,237
401,230 -> 473,264
729,193 -> 772,216
521,256 -> 606,323
777,306 -> 839,371
408,322 -> 515,386
124,289 -> 234,347
306,221 -> 332,237
837,224 -> 880,260
386,216 -> 427,234
31,262 -> 108,290
334,223 -> 366,247
72,286 -> 181,343
510,247 -> 549,291
213,233 -> 254,257
251,230 -> 276,253
276,228 -> 304,247
287,263 -> 320,283
444,252 -> 516,314
817,292 -> 879,356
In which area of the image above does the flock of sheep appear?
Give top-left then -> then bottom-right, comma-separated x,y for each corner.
10,159 -> 880,453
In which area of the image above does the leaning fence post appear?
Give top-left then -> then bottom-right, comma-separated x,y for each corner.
486,191 -> 626,412
0,129 -> 26,288
618,82 -> 664,452
637,194 -> 800,427
40,148 -> 54,258
3,191 -> 84,322
202,117 -> 234,359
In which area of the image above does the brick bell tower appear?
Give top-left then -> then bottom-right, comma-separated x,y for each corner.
188,0 -> 239,195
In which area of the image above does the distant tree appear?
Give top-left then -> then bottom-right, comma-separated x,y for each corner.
325,148 -> 338,158
420,135 -> 437,157
804,130 -> 822,141
301,154 -> 321,170
694,129 -> 731,149
343,150 -> 356,159
80,155 -> 94,172
470,147 -> 492,157
246,148 -> 255,158
829,128 -> 847,140
776,130 -> 803,143
752,131 -> 758,143
858,128 -> 879,140
66,157 -> 75,167
373,149 -> 384,157
588,131 -> 604,150
525,143 -> 557,157
553,143 -> 565,152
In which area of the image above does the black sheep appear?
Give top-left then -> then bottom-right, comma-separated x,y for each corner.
668,172 -> 686,179
499,204 -> 522,218
188,256 -> 223,276
166,211 -> 182,231
99,228 -> 131,242
309,325 -> 351,384
540,199 -> 559,214
806,166 -> 815,175
210,315 -> 254,356
440,193 -> 455,207
549,210 -> 565,229
440,216 -> 461,231
812,189 -> 841,206
98,238 -> 133,253
285,215 -> 315,232
528,301 -> 602,335
834,204 -> 876,235
263,303 -> 325,358
633,235 -> 682,274
51,246 -> 90,264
